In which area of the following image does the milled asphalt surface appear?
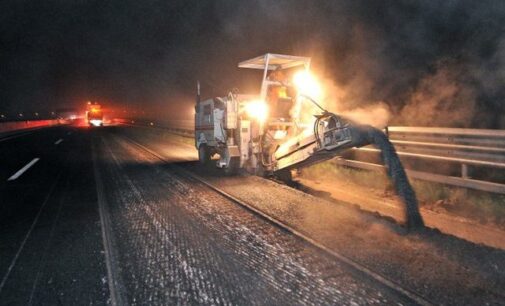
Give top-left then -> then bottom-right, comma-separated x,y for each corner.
96,130 -> 408,304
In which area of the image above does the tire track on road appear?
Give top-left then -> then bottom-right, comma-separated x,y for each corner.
92,139 -> 127,306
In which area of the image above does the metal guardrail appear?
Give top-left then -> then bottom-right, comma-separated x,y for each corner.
119,119 -> 505,194
386,127 -> 505,167
355,126 -> 505,194
334,159 -> 505,194
114,119 -> 194,138
0,119 -> 66,137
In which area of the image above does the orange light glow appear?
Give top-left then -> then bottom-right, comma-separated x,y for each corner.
293,71 -> 322,100
278,87 -> 288,98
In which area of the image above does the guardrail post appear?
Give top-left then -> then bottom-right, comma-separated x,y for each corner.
461,163 -> 469,179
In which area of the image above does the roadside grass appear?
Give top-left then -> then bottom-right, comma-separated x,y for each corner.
300,160 -> 389,190
301,159 -> 505,228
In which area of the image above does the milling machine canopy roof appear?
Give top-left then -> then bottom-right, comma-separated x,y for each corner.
238,53 -> 311,70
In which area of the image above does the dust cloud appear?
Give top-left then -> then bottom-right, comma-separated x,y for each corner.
398,62 -> 477,127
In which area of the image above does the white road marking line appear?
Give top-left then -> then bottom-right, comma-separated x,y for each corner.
54,138 -> 63,145
7,158 -> 40,181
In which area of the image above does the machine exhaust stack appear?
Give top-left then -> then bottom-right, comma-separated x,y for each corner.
196,80 -> 201,104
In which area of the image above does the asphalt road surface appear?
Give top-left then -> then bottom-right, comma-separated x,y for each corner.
0,126 -> 108,305
1,125 -> 503,305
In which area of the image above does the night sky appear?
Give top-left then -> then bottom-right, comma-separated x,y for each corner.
1,0 -> 504,127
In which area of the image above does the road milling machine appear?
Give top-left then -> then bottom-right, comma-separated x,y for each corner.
195,53 -> 424,229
